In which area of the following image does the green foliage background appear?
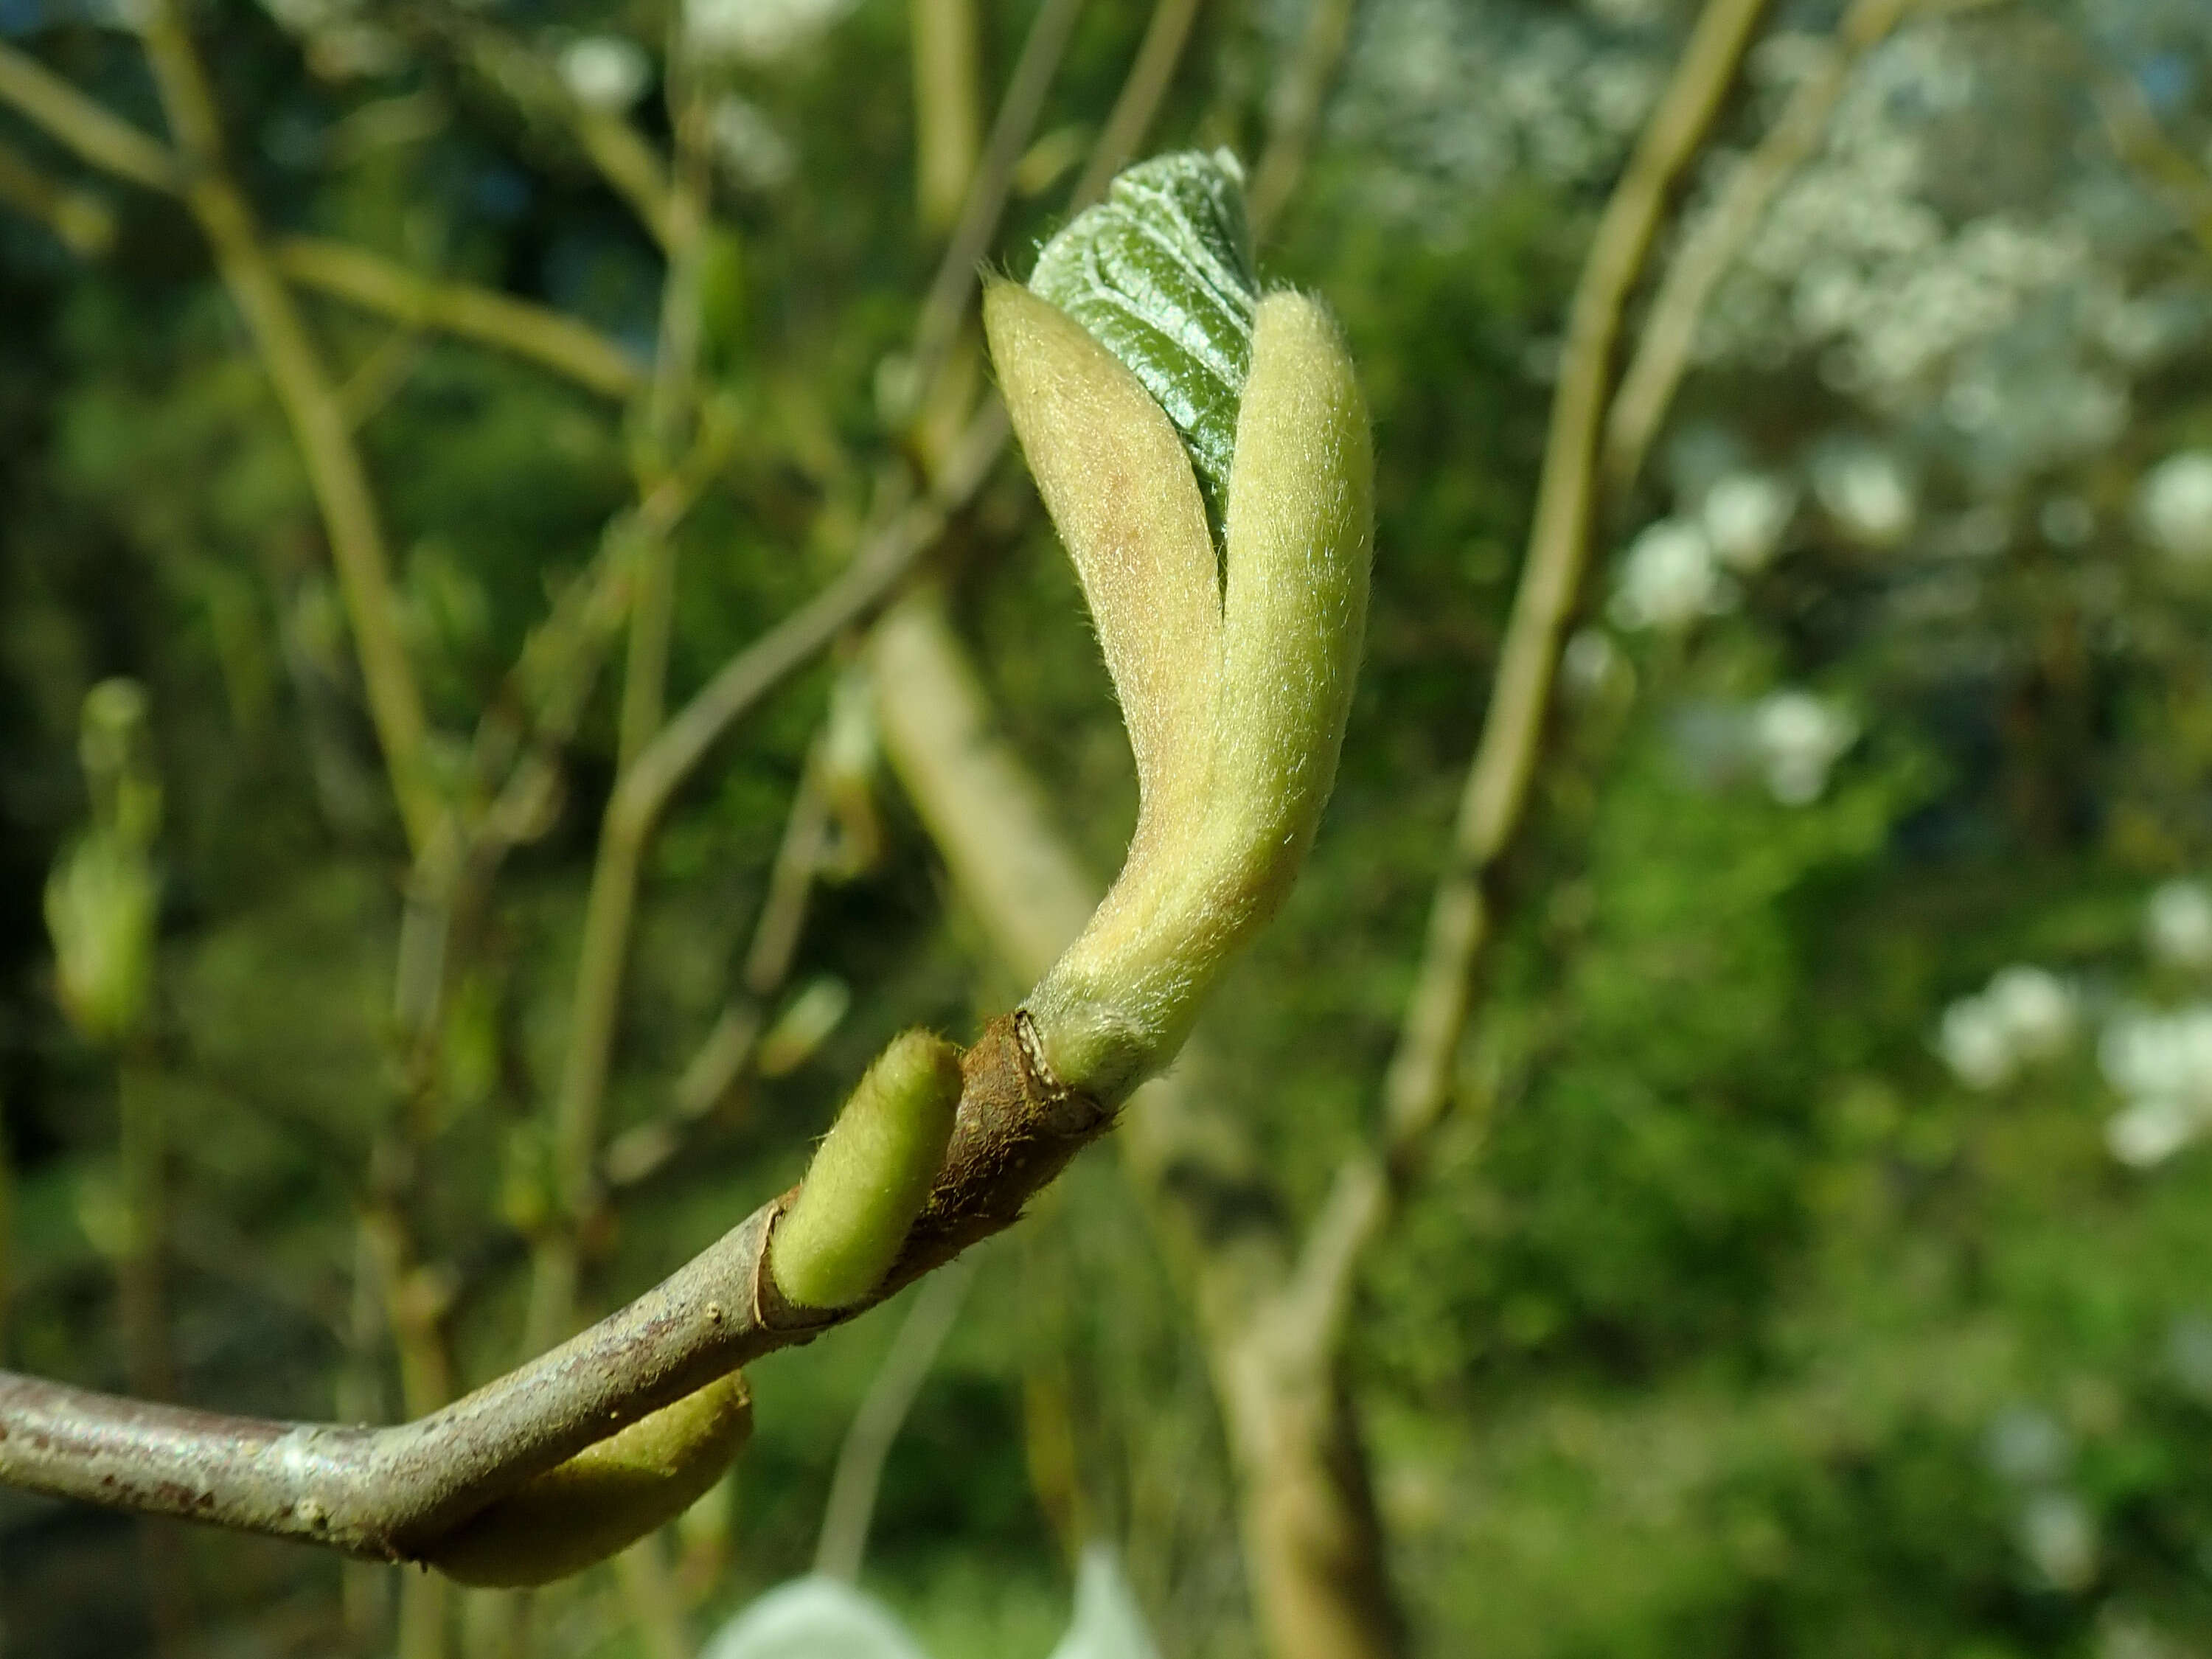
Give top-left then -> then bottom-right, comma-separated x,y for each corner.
4,0 -> 2212,1655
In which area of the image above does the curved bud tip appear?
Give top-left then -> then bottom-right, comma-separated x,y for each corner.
424,1371 -> 753,1587
983,280 -> 1221,818
768,1030 -> 963,1310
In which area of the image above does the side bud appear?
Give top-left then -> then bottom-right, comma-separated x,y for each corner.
768,1029 -> 963,1310
46,678 -> 162,1047
425,1371 -> 752,1587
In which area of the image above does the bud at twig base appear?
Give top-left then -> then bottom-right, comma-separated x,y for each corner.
425,1371 -> 752,1587
768,1029 -> 964,1310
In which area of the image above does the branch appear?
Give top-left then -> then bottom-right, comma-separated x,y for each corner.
520,58 -> 718,1351
905,0 -> 1088,416
0,135 -> 115,255
1069,0 -> 1204,208
812,1255 -> 977,1581
1377,0 -> 1771,1176
276,237 -> 645,400
2096,61 -> 2212,261
1601,0 -> 1918,492
0,1013 -> 1099,1562
431,15 -> 677,249
133,1 -> 444,853
1248,0 -> 1360,239
0,41 -> 179,192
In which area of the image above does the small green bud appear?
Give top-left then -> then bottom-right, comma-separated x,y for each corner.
425,1371 -> 752,1587
768,1030 -> 963,1310
47,680 -> 163,1048
46,835 -> 157,1046
989,156 -> 1372,1102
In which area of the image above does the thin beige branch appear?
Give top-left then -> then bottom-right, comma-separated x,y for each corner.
813,1255 -> 978,1582
607,738 -> 836,1187
437,17 -> 676,248
1248,0 -> 1360,239
0,41 -> 179,192
912,0 -> 984,232
527,64 -> 717,1352
1602,0 -> 1917,491
131,2 -> 443,853
0,135 -> 114,255
906,0 -> 1088,415
0,1091 -> 12,1366
1070,0 -> 1204,207
276,238 -> 645,400
1379,0 -> 1772,1172
2096,65 -> 2212,260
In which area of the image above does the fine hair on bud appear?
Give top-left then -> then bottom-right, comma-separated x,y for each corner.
424,1371 -> 752,1587
768,1029 -> 964,1310
989,153 -> 1371,1103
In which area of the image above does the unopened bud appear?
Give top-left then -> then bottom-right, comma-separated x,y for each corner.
425,1371 -> 752,1587
768,1030 -> 963,1310
988,153 -> 1371,1102
46,833 -> 156,1046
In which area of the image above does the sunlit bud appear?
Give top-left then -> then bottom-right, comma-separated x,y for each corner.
768,1030 -> 963,1310
80,678 -> 161,850
425,1371 -> 752,1586
46,835 -> 158,1046
987,152 -> 1372,1101
47,681 -> 162,1046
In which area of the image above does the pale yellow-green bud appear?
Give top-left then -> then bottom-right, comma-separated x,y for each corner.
768,1029 -> 963,1310
988,285 -> 1372,1101
80,678 -> 161,851
425,1371 -> 752,1587
45,832 -> 157,1047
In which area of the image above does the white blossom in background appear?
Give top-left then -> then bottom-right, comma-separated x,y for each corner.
1986,966 -> 2076,1060
559,35 -> 651,113
1938,965 -> 2079,1090
2097,1005 -> 2212,1167
1748,689 -> 1856,804
1701,471 -> 1797,573
2107,1097 -> 2202,1169
1984,1405 -> 2070,1485
2018,1489 -> 2098,1591
686,0 -> 858,65
2168,1315 -> 2212,1402
1610,519 -> 1733,631
1812,444 -> 1915,546
1560,626 -> 1625,701
710,95 -> 797,190
255,0 -> 402,77
1939,995 -> 2016,1089
2144,879 -> 2212,970
2136,451 -> 2212,564
702,1578 -> 926,1659
701,1548 -> 1159,1659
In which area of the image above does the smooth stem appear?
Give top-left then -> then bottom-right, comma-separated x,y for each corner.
136,0 -> 440,854
1380,0 -> 1773,1161
529,805 -> 645,1353
0,1086 -> 12,1366
529,58 -> 717,1353
274,239 -> 643,400
911,0 -> 982,231
616,1537 -> 693,1659
813,1256 -> 976,1581
117,1056 -> 189,1652
1602,0 -> 1915,491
